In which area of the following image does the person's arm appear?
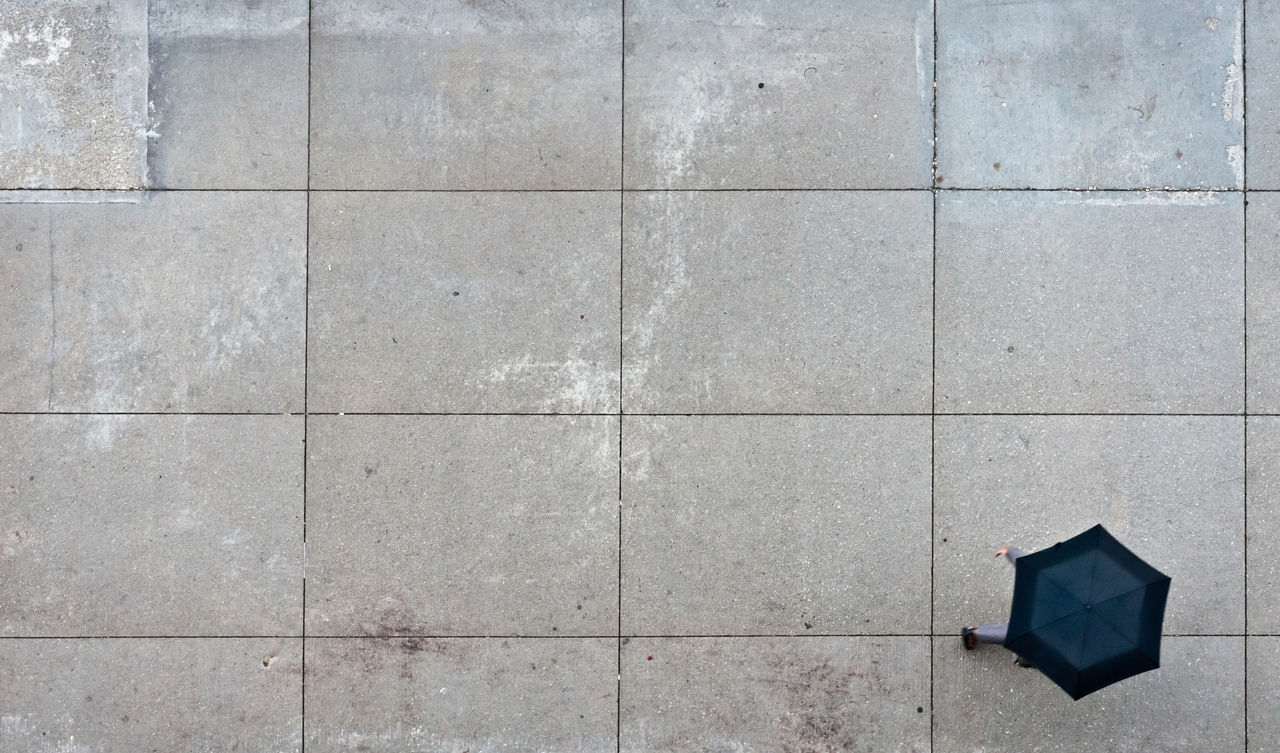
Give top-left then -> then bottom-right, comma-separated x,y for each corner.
995,545 -> 1027,563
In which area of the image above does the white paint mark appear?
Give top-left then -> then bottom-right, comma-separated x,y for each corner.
622,196 -> 692,401
484,354 -> 616,413
1227,144 -> 1244,187
645,70 -> 733,184
1062,192 -> 1223,207
262,554 -> 290,574
0,191 -> 143,205
86,415 -> 129,451
172,508 -> 200,532
8,20 -> 71,66
914,10 -> 929,104
1207,4 -> 1222,31
1221,8 -> 1243,121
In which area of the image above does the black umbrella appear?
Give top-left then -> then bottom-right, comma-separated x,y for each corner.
1003,524 -> 1171,700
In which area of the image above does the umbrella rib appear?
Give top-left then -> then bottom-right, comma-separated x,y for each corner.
1092,582 -> 1149,607
1086,543 -> 1101,604
1075,542 -> 1103,667
1086,581 -> 1158,638
1016,607 -> 1081,637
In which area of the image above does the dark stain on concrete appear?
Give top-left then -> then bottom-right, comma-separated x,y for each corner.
765,653 -> 892,752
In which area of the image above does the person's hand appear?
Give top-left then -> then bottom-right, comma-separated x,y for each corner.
995,545 -> 1012,558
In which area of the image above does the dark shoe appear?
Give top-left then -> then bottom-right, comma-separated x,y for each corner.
962,627 -> 978,650
1013,656 -> 1036,668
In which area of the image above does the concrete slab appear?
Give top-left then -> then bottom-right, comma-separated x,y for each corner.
307,191 -> 619,413
623,191 -> 932,413
622,416 -> 930,635
1248,418 -> 1280,633
936,191 -> 1243,413
624,0 -> 932,189
0,0 -> 148,188
305,637 -> 615,751
0,415 -> 302,636
1248,192 -> 1280,412
937,0 -> 1244,189
305,416 -> 617,637
0,638 -> 302,752
934,416 -> 1243,636
1247,0 -> 1280,188
147,0 -> 308,189
0,191 -> 306,412
1250,637 -> 1280,753
0,201 -> 51,410
933,637 -> 1243,751
310,0 -> 621,190
620,637 -> 930,753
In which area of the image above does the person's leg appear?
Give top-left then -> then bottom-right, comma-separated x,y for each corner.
973,622 -> 1007,644
962,621 -> 1008,649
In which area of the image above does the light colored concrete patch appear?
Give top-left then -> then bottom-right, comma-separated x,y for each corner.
936,191 -> 1243,413
623,416 -> 931,635
0,0 -> 148,188
0,638 -> 302,753
305,416 -> 618,637
621,637 -> 930,753
623,191 -> 932,413
308,191 -> 619,413
934,637 -> 1243,751
0,191 -> 306,412
934,416 -> 1243,636
310,0 -> 620,189
625,0 -> 933,188
938,0 -> 1244,188
146,0 -> 308,189
306,638 -> 615,753
0,415 -> 302,636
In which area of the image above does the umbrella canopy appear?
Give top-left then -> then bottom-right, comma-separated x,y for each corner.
1003,524 -> 1171,700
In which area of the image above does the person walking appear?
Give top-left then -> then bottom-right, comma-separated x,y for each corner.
962,545 -> 1026,651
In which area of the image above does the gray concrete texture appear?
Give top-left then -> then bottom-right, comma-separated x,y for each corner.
0,638 -> 303,752
933,637 -> 1244,752
938,0 -> 1244,189
147,0 -> 309,189
1249,191 -> 1280,411
622,416 -> 931,635
305,415 -> 617,637
624,0 -> 934,189
620,637 -> 930,752
623,191 -> 932,413
0,0 -> 1271,751
305,638 -> 616,752
308,191 -> 619,413
0,0 -> 148,188
1,414 -> 302,636
936,191 -> 1243,414
1249,418 -> 1280,633
0,190 -> 306,412
309,0 -> 621,190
